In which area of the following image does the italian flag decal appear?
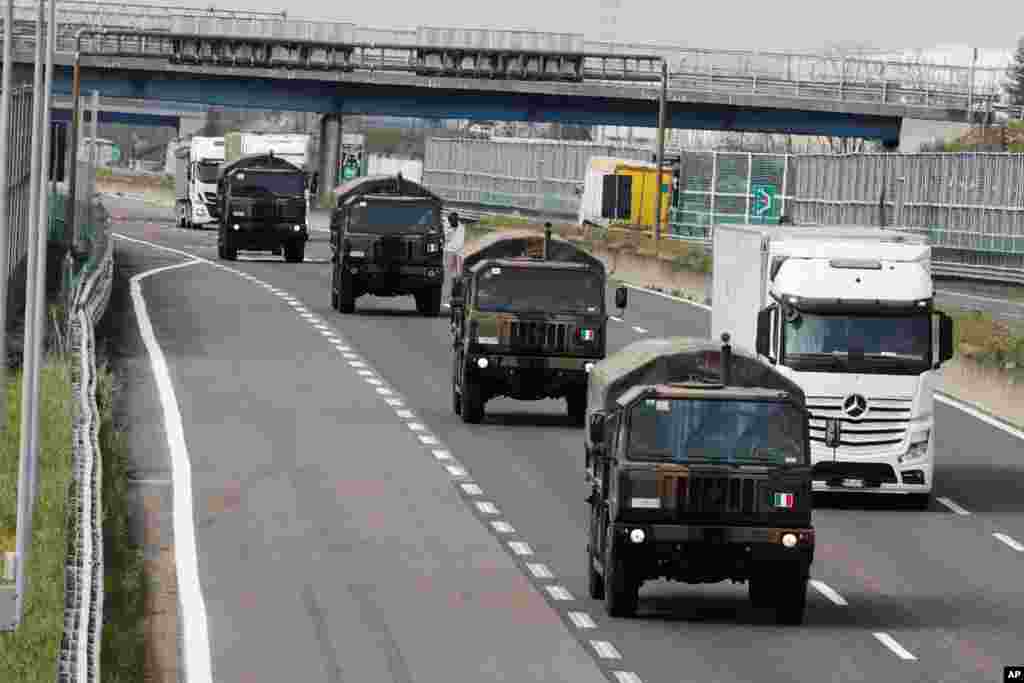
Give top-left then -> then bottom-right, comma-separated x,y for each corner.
772,492 -> 795,508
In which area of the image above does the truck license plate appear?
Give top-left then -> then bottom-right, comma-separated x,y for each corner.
841,478 -> 865,488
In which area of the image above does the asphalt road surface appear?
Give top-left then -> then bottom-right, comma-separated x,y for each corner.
105,199 -> 1023,683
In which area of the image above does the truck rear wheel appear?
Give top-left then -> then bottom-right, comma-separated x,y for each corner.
604,526 -> 638,617
587,505 -> 605,600
566,386 -> 587,427
415,287 -> 442,316
337,275 -> 355,314
284,241 -> 305,263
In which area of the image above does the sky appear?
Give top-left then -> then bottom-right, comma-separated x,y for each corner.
172,0 -> 1024,57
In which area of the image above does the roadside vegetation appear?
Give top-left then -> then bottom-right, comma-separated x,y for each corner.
0,355 -> 74,682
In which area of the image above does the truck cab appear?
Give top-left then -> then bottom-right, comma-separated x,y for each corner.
175,136 -> 224,228
329,174 -> 446,315
449,227 -> 628,426
586,334 -> 814,623
712,225 -> 955,509
216,153 -> 309,262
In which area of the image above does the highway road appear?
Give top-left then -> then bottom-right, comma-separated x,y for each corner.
104,199 -> 1024,683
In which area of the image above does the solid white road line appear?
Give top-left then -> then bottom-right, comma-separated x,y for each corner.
936,497 -> 971,516
993,532 -> 1024,552
130,259 -> 214,683
809,580 -> 849,606
873,633 -> 917,661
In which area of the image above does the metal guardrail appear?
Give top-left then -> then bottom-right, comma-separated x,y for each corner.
931,261 -> 1024,285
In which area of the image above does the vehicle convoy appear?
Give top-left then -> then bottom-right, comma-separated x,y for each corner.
174,136 -> 225,229
449,225 -> 628,425
215,152 -> 309,262
329,174 -> 446,315
710,224 -> 955,509
584,335 -> 815,623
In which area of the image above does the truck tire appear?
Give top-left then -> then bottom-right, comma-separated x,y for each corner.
284,241 -> 305,263
337,276 -> 355,314
775,575 -> 808,626
604,526 -> 638,618
587,505 -> 605,600
566,386 -> 587,427
221,235 -> 237,261
460,373 -> 484,424
415,287 -> 442,316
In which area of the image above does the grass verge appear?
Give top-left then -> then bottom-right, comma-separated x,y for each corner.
0,355 -> 74,682
944,309 -> 1024,373
95,361 -> 146,683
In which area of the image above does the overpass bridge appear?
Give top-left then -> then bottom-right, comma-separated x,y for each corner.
48,94 -> 209,127
0,3 -> 1005,146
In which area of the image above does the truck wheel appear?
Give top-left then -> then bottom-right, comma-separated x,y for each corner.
460,374 -> 484,424
337,277 -> 355,314
748,575 -> 771,608
604,526 -> 638,618
775,575 -> 808,625
416,287 -> 442,316
284,241 -> 306,263
587,506 -> 605,600
566,387 -> 587,427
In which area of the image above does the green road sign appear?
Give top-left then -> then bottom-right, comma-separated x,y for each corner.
111,145 -> 121,162
751,183 -> 778,222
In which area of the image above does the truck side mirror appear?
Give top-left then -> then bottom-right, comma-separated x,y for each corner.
756,305 -> 776,363
614,286 -> 628,310
937,312 -> 955,366
589,412 -> 606,449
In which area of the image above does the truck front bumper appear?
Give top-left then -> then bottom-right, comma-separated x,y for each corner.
344,262 -> 444,291
810,442 -> 933,494
226,221 -> 308,250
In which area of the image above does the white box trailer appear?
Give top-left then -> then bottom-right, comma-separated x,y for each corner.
710,223 -> 956,507
224,132 -> 313,172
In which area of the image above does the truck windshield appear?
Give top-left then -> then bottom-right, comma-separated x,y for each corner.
475,267 -> 604,315
627,398 -> 806,466
197,163 -> 221,183
231,171 -> 305,197
782,312 -> 931,370
348,204 -> 437,234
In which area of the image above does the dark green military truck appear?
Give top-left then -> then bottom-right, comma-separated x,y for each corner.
448,225 -> 628,425
216,152 -> 309,262
329,174 -> 446,315
585,334 -> 815,624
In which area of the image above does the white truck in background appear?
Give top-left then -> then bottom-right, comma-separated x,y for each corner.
174,136 -> 225,229
224,132 -> 313,172
710,224 -> 955,509
366,153 -> 424,183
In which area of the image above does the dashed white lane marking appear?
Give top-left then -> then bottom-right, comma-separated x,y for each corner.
419,434 -> 440,445
491,521 -> 515,534
609,315 -> 623,322
612,672 -> 643,683
356,370 -> 374,376
383,397 -> 403,407
936,497 -> 971,516
508,541 -> 533,555
994,532 -> 1024,552
631,326 -> 647,334
527,563 -> 553,579
461,483 -> 482,495
396,409 -> 415,419
433,450 -> 453,461
475,501 -> 499,515
567,611 -> 595,629
365,378 -> 383,386
546,585 -> 573,601
375,387 -> 394,395
406,422 -> 426,431
348,359 -> 365,366
873,633 -> 917,661
590,641 -> 622,659
445,464 -> 467,477
810,580 -> 849,606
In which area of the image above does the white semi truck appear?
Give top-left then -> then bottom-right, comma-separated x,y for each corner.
710,224 -> 955,509
174,136 -> 225,229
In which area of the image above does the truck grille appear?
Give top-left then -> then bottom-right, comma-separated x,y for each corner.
507,321 -> 570,352
806,395 -> 911,451
277,200 -> 304,220
682,476 -> 758,515
251,203 -> 276,220
376,237 -> 404,266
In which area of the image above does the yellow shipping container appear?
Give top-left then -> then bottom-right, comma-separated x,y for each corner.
613,161 -> 672,228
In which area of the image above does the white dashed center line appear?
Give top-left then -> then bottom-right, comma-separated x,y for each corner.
632,326 -> 647,334
609,315 -> 623,322
994,532 -> 1024,552
873,633 -> 917,660
508,542 -> 532,555
527,563 -> 553,579
432,450 -> 453,461
613,672 -> 644,683
545,585 -> 573,601
567,611 -> 595,629
810,580 -> 848,606
490,521 -> 515,534
461,483 -> 483,496
475,501 -> 499,515
396,409 -> 415,419
590,641 -> 621,659
937,497 -> 971,515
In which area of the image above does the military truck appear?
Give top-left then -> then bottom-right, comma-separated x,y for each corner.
329,174 -> 446,315
216,152 -> 309,262
585,334 -> 815,624
449,225 -> 628,425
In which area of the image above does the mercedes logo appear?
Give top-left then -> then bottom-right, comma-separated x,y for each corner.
842,394 -> 868,419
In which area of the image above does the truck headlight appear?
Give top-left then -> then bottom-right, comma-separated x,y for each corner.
901,430 -> 930,462
294,225 -> 302,232
476,357 -> 489,369
584,362 -> 595,373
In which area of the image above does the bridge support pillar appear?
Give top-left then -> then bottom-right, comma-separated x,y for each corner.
318,113 -> 342,208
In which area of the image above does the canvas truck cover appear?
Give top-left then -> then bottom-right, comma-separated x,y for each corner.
460,232 -> 605,276
332,174 -> 441,207
219,153 -> 303,178
585,337 -> 806,451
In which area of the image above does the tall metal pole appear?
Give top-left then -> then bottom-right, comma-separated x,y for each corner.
67,36 -> 83,252
0,0 -> 16,430
653,58 -> 668,241
14,0 -> 49,625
